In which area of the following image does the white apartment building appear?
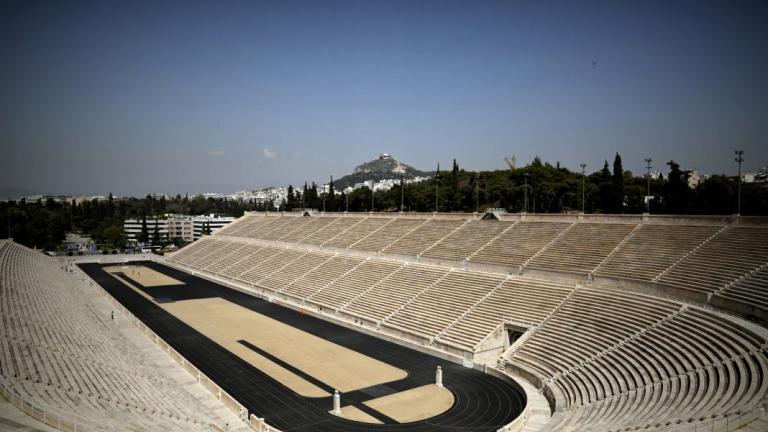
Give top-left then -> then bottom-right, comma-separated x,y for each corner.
124,214 -> 235,243
123,218 -> 170,243
192,214 -> 236,240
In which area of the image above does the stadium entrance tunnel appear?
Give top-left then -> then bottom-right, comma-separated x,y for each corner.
506,325 -> 526,347
79,261 -> 528,432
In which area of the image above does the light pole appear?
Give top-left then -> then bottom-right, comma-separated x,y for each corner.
580,163 -> 586,213
735,150 -> 744,215
644,158 -> 653,214
435,167 -> 440,213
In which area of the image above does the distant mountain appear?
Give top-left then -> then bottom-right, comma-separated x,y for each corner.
333,154 -> 434,189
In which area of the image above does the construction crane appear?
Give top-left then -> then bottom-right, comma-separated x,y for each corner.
503,156 -> 516,170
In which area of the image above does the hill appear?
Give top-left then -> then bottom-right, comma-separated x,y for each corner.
333,154 -> 434,189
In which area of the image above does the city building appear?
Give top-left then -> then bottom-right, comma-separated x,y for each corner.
123,217 -> 169,243
167,215 -> 195,242
744,166 -> 768,184
124,214 -> 234,244
192,214 -> 236,240
687,169 -> 705,188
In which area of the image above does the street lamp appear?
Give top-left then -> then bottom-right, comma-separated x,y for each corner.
434,165 -> 440,213
580,163 -> 586,213
735,150 -> 744,215
645,158 -> 653,214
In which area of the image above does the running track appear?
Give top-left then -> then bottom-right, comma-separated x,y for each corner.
79,261 -> 526,432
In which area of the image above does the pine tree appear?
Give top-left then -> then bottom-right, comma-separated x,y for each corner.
152,217 -> 160,245
286,185 -> 295,211
139,216 -> 148,244
599,161 -> 613,213
310,182 -> 319,209
328,176 -> 335,212
107,193 -> 114,216
612,153 -> 625,213
449,159 -> 461,210
666,160 -> 691,214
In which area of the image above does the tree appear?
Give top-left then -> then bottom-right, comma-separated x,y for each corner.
445,159 -> 462,211
286,185 -> 296,211
665,160 -> 692,214
107,193 -> 114,216
138,216 -> 149,243
693,175 -> 733,214
598,161 -> 613,213
102,225 -> 123,247
327,176 -> 336,212
151,217 -> 160,245
308,183 -> 319,209
612,153 -> 625,213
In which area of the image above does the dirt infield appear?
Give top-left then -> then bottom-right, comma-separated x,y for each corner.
363,384 -> 454,423
334,406 -> 384,424
162,297 -> 407,394
105,265 -> 184,287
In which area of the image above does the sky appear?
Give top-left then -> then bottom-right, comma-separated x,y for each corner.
1,0 -> 766,196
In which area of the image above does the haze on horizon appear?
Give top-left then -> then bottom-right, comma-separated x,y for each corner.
1,0 -> 766,197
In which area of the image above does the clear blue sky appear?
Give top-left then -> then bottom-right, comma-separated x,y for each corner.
1,0 -> 766,196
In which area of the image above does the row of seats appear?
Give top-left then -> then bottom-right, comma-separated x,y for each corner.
382,218 -> 467,256
423,219 -> 513,261
595,224 -> 723,282
386,270 -> 504,339
0,240 -> 225,431
505,288 -> 768,431
170,232 -> 768,431
213,214 -> 768,318
526,223 -> 637,274
657,226 -> 768,295
719,265 -> 768,309
439,278 -> 573,349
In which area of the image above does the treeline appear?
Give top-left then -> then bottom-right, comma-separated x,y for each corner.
1,154 -> 765,251
0,194 -> 270,250
283,155 -> 767,215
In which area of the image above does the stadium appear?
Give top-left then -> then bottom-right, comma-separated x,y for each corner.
2,1 -> 768,431
1,210 -> 767,431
